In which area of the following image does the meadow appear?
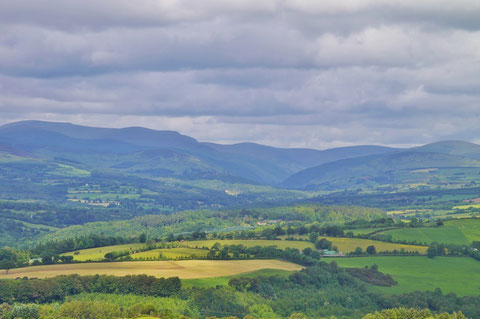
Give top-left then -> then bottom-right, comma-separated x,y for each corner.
0,259 -> 302,279
321,236 -> 428,254
178,239 -> 315,250
378,218 -> 480,245
328,256 -> 480,296
181,268 -> 294,288
62,243 -> 148,261
131,247 -> 209,259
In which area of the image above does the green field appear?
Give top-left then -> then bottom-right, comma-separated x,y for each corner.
345,228 -> 386,235
379,219 -> 480,245
132,247 -> 209,260
182,268 -> 294,288
322,237 -> 427,254
179,239 -> 315,250
0,259 -> 302,279
329,256 -> 480,296
62,243 -> 147,261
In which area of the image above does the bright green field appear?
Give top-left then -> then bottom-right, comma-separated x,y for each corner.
62,244 -> 147,261
328,256 -> 480,296
182,268 -> 294,288
179,239 -> 315,250
132,248 -> 209,260
379,219 -> 480,245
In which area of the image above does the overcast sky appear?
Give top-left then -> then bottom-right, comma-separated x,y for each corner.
1,0 -> 479,149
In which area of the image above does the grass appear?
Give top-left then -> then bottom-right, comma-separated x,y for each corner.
328,256 -> 480,297
0,259 -> 303,280
178,239 -> 315,250
62,244 -> 147,261
379,219 -> 480,245
321,237 -> 427,254
131,248 -> 209,259
345,228 -> 390,235
182,268 -> 294,288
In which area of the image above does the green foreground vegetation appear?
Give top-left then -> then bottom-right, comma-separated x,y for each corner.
329,256 -> 480,296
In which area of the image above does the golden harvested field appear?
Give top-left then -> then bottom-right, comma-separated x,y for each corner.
322,237 -> 428,254
62,243 -> 147,261
178,239 -> 314,250
0,259 -> 302,279
131,248 -> 209,259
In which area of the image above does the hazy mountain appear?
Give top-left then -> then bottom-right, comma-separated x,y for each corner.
283,141 -> 480,190
0,121 -> 398,185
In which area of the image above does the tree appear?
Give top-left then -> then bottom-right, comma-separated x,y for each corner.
354,247 -> 363,255
139,233 -> 147,243
0,248 -> 17,274
366,245 -> 377,255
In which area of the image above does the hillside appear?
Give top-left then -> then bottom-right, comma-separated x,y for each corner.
283,143 -> 480,190
0,120 -> 396,185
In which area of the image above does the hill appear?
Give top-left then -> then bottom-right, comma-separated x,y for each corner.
283,141 -> 480,190
0,120 -> 396,185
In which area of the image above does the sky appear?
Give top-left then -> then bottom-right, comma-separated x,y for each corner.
0,0 -> 479,149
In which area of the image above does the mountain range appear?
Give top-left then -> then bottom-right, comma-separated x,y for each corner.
1,120 -> 480,191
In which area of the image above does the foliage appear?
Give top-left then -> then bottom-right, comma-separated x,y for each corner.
362,308 -> 466,319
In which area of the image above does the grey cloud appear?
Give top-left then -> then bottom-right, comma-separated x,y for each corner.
0,0 -> 479,148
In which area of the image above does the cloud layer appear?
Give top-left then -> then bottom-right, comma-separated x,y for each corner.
1,0 -> 479,148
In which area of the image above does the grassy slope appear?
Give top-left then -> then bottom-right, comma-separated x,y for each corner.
329,256 -> 480,296
0,259 -> 302,280
321,237 -> 427,254
62,244 -> 147,261
379,219 -> 480,245
179,239 -> 315,250
132,248 -> 209,259
182,268 -> 294,288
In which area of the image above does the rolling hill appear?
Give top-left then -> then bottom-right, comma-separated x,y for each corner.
282,141 -> 480,190
0,120 -> 397,185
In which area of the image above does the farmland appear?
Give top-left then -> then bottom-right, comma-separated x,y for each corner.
321,236 -> 428,254
132,247 -> 209,260
179,239 -> 315,250
328,256 -> 480,296
62,243 -> 148,261
378,218 -> 480,245
0,259 -> 302,279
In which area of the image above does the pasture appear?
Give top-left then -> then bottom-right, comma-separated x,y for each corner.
62,243 -> 147,261
0,259 -> 302,279
378,218 -> 480,245
329,256 -> 480,296
321,237 -> 428,254
182,268 -> 294,288
178,239 -> 315,250
131,248 -> 209,259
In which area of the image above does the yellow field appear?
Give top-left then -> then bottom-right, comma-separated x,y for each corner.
322,237 -> 428,254
178,239 -> 314,250
0,260 -> 302,279
62,243 -> 147,261
132,248 -> 209,259
453,203 -> 480,209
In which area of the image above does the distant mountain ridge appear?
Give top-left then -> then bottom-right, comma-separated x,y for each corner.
0,120 -> 399,185
283,141 -> 480,190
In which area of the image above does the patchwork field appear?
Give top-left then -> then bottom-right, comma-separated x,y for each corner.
329,256 -> 480,296
62,243 -> 148,261
378,219 -> 480,245
321,237 -> 428,254
132,248 -> 209,259
179,239 -> 315,250
0,259 -> 302,279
